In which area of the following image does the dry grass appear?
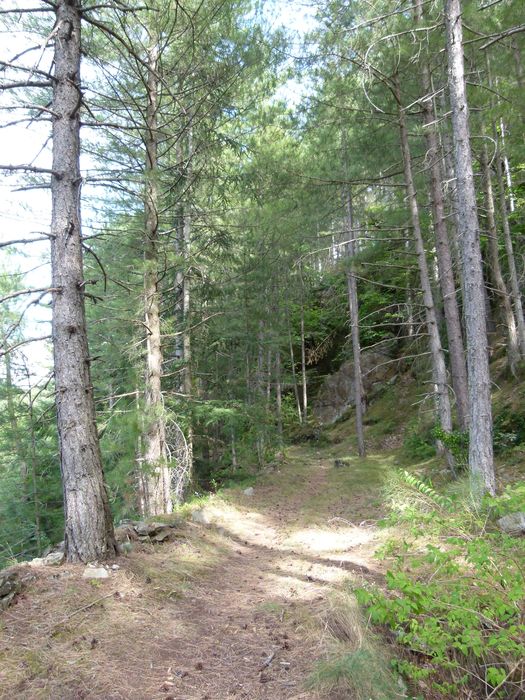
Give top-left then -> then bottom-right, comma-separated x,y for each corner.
304,590 -> 404,700
0,422 -> 412,700
0,523 -> 229,700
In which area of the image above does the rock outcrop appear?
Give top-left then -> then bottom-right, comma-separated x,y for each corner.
497,512 -> 525,536
0,570 -> 21,610
115,519 -> 183,546
313,349 -> 397,425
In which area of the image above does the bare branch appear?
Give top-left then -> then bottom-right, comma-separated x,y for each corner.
481,24 -> 525,49
2,291 -> 52,346
0,163 -> 59,177
0,335 -> 52,359
82,243 -> 107,292
0,80 -> 52,90
0,237 -> 50,249
0,287 -> 59,305
0,61 -> 55,81
0,7 -> 53,14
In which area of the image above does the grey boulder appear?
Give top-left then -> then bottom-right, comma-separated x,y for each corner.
497,512 -> 525,536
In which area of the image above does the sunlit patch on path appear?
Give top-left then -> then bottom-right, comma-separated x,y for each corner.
0,446 -> 396,699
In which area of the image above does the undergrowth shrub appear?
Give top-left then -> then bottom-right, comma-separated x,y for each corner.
432,427 -> 469,471
493,406 -> 525,453
288,422 -> 328,445
402,423 -> 435,460
381,469 -> 454,524
357,472 -> 525,698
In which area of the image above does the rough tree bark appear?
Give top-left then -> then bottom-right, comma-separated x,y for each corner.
494,150 -> 525,357
420,81 -> 469,429
342,178 -> 366,457
51,0 -> 117,561
170,124 -> 195,504
445,0 -> 495,496
287,311 -> 303,423
480,143 -> 520,374
300,299 -> 307,422
275,351 -> 283,443
415,0 -> 469,430
395,76 -> 455,472
141,41 -> 171,516
438,91 -> 463,277
181,130 -> 194,492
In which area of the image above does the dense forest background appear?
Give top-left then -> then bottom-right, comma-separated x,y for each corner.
1,0 -> 524,558
1,1 -> 525,696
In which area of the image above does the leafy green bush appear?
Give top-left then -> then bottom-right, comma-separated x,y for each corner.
402,422 -> 436,460
288,422 -> 328,445
432,427 -> 469,471
486,481 -> 525,518
493,406 -> 525,453
356,483 -> 525,698
381,469 -> 453,526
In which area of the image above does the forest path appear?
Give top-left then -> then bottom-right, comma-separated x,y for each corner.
139,446 -> 394,700
1,446 -> 396,700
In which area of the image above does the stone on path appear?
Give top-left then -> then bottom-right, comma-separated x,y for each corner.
191,509 -> 211,525
82,566 -> 109,580
497,512 -> 525,536
43,551 -> 64,566
243,487 -> 254,496
0,571 -> 21,610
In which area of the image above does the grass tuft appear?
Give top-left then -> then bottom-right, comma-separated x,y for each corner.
305,590 -> 404,700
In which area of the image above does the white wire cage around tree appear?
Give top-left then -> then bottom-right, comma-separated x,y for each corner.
165,418 -> 191,503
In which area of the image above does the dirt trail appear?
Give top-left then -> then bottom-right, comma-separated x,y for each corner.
145,450 -> 388,700
1,449 -> 391,700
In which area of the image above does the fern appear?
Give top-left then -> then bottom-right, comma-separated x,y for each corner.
400,470 -> 453,510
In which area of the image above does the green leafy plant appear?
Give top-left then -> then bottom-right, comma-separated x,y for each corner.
399,470 -> 453,510
402,422 -> 436,460
356,486 -> 525,698
485,481 -> 525,518
493,407 -> 525,453
432,427 -> 469,471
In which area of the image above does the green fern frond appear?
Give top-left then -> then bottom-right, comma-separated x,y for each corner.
401,470 -> 453,510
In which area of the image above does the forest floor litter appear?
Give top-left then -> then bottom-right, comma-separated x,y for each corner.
0,444 -> 399,699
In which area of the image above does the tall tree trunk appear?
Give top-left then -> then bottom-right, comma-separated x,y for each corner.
171,126 -> 193,504
438,90 -> 463,278
342,179 -> 366,457
275,351 -> 283,443
181,154 -> 193,489
512,40 -> 523,88
445,0 -> 495,496
416,28 -> 469,429
287,312 -> 303,423
51,0 -> 116,561
27,384 -> 42,556
256,320 -> 265,465
494,149 -> 525,357
300,302 -> 307,421
395,76 -> 455,472
4,352 -> 28,489
480,143 -> 520,373
484,55 -> 525,357
4,352 -> 18,435
266,346 -> 272,409
142,42 -> 171,516
231,431 -> 238,469
499,120 -> 515,213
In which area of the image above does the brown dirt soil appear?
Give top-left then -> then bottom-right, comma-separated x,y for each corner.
0,448 -> 394,700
